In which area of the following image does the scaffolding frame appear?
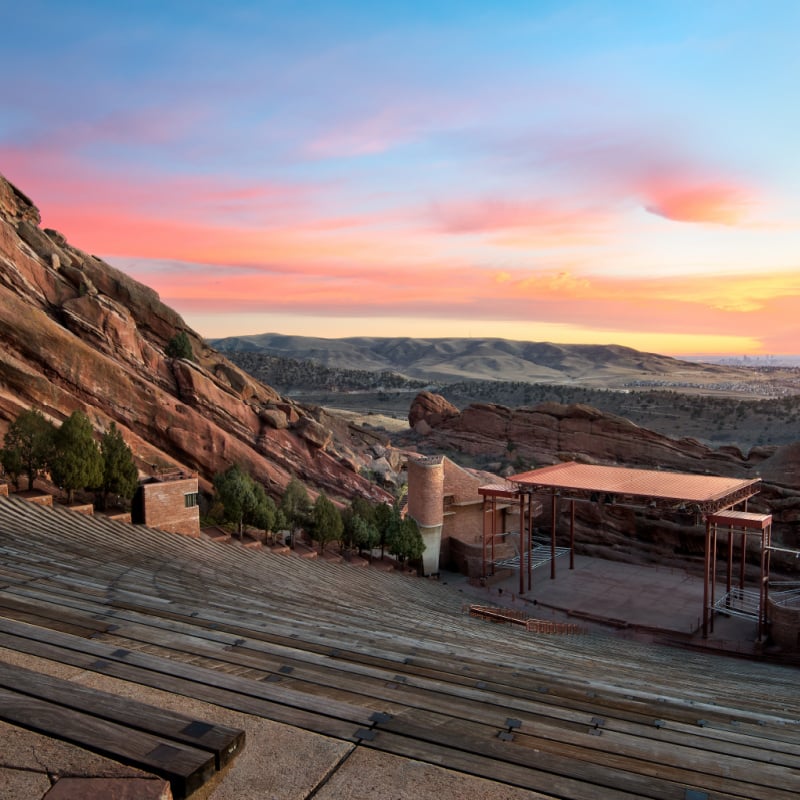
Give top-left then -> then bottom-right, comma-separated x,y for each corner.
704,510 -> 772,640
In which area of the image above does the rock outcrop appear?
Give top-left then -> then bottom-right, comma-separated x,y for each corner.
406,393 -> 800,573
0,174 -> 390,503
408,390 -> 459,433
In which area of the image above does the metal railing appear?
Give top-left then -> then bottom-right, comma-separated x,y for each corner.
467,604 -> 585,635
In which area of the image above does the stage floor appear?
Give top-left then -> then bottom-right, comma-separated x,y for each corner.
444,553 -> 760,647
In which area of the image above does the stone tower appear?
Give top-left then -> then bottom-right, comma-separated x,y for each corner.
407,455 -> 444,576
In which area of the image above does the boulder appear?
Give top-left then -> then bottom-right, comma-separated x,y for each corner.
260,408 -> 289,430
408,391 -> 459,429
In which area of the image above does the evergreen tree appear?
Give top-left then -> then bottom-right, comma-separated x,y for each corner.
387,516 -> 425,564
1,408 -> 55,490
373,501 -> 393,558
272,507 -> 288,537
310,492 -> 343,554
213,464 -> 259,537
214,464 -> 281,540
341,496 -> 380,554
99,423 -> 139,509
50,411 -> 103,503
165,330 -> 194,360
250,481 -> 278,537
0,440 -> 23,491
351,513 -> 380,554
281,477 -> 312,545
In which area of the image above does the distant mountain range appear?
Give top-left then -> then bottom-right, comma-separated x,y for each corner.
211,333 -> 748,386
682,354 -> 800,367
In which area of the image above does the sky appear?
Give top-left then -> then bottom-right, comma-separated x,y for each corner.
2,1 -> 800,356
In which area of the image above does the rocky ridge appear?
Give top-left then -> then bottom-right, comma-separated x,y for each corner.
0,175 -> 390,502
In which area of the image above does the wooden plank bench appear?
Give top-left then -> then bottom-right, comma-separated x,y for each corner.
0,683 -> 217,799
51,589 -> 797,747
0,595 -> 112,638
58,606 -> 797,770
0,616 -> 375,741
59,610 -> 800,795
371,712 -> 768,800
0,661 -> 244,770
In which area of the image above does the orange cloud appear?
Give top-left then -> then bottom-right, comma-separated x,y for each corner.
642,180 -> 753,225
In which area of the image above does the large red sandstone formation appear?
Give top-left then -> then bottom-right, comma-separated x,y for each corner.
0,175 -> 389,502
407,393 -> 800,572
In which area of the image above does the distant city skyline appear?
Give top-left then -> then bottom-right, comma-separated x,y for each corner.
3,2 -> 799,355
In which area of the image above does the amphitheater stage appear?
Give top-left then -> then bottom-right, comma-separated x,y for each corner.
448,553 -> 760,644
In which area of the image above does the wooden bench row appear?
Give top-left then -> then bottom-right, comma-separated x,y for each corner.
0,660 -> 243,799
3,592 -> 799,800
2,534 -> 797,725
2,495 -> 800,799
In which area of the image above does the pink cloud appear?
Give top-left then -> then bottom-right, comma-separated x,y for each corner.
305,108 -> 421,158
124,253 -> 799,352
477,125 -> 762,229
431,198 -> 607,236
641,180 -> 751,225
0,148 -> 329,245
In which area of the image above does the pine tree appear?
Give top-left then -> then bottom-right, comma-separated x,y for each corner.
1,408 -> 56,490
165,331 -> 194,360
280,478 -> 312,546
373,501 -> 393,558
213,464 -> 257,537
51,411 -> 103,503
250,481 -> 278,537
341,496 -> 380,554
311,493 -> 343,554
99,423 -> 139,509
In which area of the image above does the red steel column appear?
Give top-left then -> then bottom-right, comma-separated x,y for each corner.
702,518 -> 711,638
711,522 -> 718,633
550,491 -> 557,580
725,524 -> 733,608
519,492 -> 525,596
740,531 -> 746,590
759,523 -> 771,640
569,499 -> 575,570
526,494 -> 533,591
481,495 -> 487,579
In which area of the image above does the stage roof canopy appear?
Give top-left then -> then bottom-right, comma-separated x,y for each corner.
504,462 -> 760,513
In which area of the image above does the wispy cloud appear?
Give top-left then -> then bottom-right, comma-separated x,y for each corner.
116,253 -> 799,353
4,1 -> 799,355
430,197 -> 608,238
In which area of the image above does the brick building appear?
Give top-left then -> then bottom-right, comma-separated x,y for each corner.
406,455 -> 519,576
132,474 -> 200,538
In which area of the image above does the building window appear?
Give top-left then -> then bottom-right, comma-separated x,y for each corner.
184,492 -> 199,508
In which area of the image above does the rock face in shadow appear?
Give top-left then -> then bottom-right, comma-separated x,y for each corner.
408,393 -> 800,573
0,175 -> 389,502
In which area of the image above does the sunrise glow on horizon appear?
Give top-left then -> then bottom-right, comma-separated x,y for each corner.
3,2 -> 800,356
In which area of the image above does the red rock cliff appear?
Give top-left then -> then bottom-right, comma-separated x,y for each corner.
0,175 -> 388,503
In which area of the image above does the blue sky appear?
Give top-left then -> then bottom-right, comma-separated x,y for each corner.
2,1 -> 799,353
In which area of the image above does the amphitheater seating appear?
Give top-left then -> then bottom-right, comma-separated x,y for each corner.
1,493 -> 799,799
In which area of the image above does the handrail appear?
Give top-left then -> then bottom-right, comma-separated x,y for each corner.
467,604 -> 585,635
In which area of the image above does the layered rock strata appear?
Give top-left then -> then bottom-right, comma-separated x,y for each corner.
0,175 -> 388,503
